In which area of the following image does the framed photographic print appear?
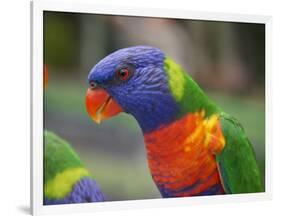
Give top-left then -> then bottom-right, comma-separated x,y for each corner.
31,0 -> 272,215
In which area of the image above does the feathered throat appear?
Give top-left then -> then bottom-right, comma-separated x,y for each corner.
144,110 -> 225,197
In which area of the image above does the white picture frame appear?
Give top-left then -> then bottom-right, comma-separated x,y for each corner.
31,0 -> 272,215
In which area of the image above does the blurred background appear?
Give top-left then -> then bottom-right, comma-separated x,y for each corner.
43,11 -> 265,201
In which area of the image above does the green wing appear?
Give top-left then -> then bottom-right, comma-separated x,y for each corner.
216,113 -> 264,194
44,130 -> 91,199
44,130 -> 85,184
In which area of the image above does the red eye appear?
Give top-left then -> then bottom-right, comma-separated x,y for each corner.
116,68 -> 130,81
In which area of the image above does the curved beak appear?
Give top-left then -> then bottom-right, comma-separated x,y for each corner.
85,88 -> 123,124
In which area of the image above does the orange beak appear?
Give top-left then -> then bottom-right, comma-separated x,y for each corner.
85,88 -> 123,124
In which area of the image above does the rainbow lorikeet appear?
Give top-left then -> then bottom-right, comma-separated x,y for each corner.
85,46 -> 264,197
43,131 -> 105,204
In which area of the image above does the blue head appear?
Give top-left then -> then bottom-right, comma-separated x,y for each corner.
87,46 -> 179,133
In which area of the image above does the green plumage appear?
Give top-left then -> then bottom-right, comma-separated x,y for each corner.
217,113 -> 264,193
44,130 -> 83,183
43,131 -> 106,204
164,57 -> 220,118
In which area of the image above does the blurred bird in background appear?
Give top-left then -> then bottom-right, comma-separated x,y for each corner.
43,65 -> 105,205
85,46 -> 264,197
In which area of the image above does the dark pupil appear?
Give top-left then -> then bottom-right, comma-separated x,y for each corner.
119,69 -> 127,77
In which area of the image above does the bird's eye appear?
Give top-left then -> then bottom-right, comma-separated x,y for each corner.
116,68 -> 130,81
89,81 -> 98,89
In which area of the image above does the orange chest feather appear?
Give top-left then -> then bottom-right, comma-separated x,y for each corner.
144,111 -> 226,196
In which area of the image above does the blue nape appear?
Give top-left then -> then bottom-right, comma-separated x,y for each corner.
87,46 -> 179,133
44,177 -> 105,205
